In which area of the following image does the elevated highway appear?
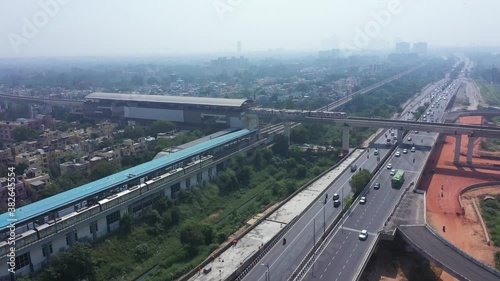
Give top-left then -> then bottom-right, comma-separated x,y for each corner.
399,225 -> 500,281
252,113 -> 500,139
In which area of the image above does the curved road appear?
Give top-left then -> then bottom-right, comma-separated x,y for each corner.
399,225 -> 500,281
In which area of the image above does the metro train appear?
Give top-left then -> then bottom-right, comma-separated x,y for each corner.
0,155 -> 214,256
249,108 -> 347,119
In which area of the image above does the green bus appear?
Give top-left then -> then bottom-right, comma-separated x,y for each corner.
391,170 -> 405,189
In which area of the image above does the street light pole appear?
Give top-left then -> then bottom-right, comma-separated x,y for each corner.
341,185 -> 344,233
313,218 -> 316,249
323,204 -> 326,236
261,264 -> 270,281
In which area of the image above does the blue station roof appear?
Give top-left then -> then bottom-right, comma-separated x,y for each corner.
0,129 -> 254,231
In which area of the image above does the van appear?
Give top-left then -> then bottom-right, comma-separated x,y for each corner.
350,164 -> 357,172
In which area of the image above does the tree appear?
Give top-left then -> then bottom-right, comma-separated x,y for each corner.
90,161 -> 118,181
15,163 -> 28,175
123,125 -> 145,140
349,169 -> 372,196
38,243 -> 96,281
272,135 -> 289,156
12,126 -> 40,142
149,120 -> 176,136
120,213 -> 132,234
179,221 -> 205,256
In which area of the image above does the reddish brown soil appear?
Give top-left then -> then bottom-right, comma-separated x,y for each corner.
422,116 -> 500,281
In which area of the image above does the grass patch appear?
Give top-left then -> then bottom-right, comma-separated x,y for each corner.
480,195 -> 500,270
475,79 -> 500,106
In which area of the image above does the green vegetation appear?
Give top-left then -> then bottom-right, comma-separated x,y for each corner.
27,146 -> 336,281
480,138 -> 500,152
349,169 -> 372,197
12,126 -> 41,142
480,195 -> 500,270
342,59 -> 451,118
475,78 -> 500,106
32,243 -> 96,281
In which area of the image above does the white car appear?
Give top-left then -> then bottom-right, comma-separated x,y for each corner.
390,169 -> 396,176
411,147 -> 416,152
387,163 -> 392,169
373,149 -> 379,155
395,151 -> 400,157
359,230 -> 368,241
403,149 -> 408,154
360,197 -> 367,204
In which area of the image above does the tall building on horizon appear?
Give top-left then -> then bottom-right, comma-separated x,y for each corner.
412,42 -> 428,54
237,41 -> 242,54
395,42 -> 410,53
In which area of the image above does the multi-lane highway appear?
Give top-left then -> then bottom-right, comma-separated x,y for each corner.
241,139 -> 391,281
300,78 -> 459,281
242,73 -> 459,281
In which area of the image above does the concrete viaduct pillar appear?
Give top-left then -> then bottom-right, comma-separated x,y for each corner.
454,135 -> 462,163
342,127 -> 350,154
397,129 -> 403,144
466,136 -> 477,164
283,121 -> 291,147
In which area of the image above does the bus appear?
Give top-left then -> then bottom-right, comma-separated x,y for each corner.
391,170 -> 405,189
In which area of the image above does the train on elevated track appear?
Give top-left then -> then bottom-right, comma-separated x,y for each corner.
0,155 -> 214,256
248,108 -> 348,119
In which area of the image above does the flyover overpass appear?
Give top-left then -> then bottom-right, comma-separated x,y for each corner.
250,110 -> 500,163
398,225 -> 500,281
445,108 -> 500,123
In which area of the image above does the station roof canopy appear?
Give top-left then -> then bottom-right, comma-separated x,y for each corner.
0,129 -> 255,231
85,92 -> 252,108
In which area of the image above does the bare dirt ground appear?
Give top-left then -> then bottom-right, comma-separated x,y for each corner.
423,116 -> 500,281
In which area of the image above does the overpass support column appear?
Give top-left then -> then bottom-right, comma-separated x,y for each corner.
283,121 -> 290,147
466,136 -> 477,164
342,127 -> 350,154
454,135 -> 462,163
397,129 -> 403,144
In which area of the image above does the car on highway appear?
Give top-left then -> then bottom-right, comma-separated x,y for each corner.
415,131 -> 419,134
374,182 -> 380,190
411,147 -> 416,152
333,199 -> 341,208
390,169 -> 396,176
360,197 -> 366,204
407,136 -> 412,141
387,163 -> 392,169
373,149 -> 379,155
403,149 -> 408,154
395,151 -> 400,157
359,230 -> 368,241
333,193 -> 339,200
350,164 -> 357,172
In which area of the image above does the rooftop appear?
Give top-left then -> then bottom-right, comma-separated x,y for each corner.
85,92 -> 252,108
0,129 -> 254,231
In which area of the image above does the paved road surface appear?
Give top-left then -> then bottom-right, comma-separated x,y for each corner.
399,225 -> 500,281
301,76 -> 460,281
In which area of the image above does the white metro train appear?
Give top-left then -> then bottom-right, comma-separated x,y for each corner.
249,108 -> 348,119
0,155 -> 214,256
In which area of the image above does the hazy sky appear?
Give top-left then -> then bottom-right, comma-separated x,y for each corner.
1,0 -> 499,57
